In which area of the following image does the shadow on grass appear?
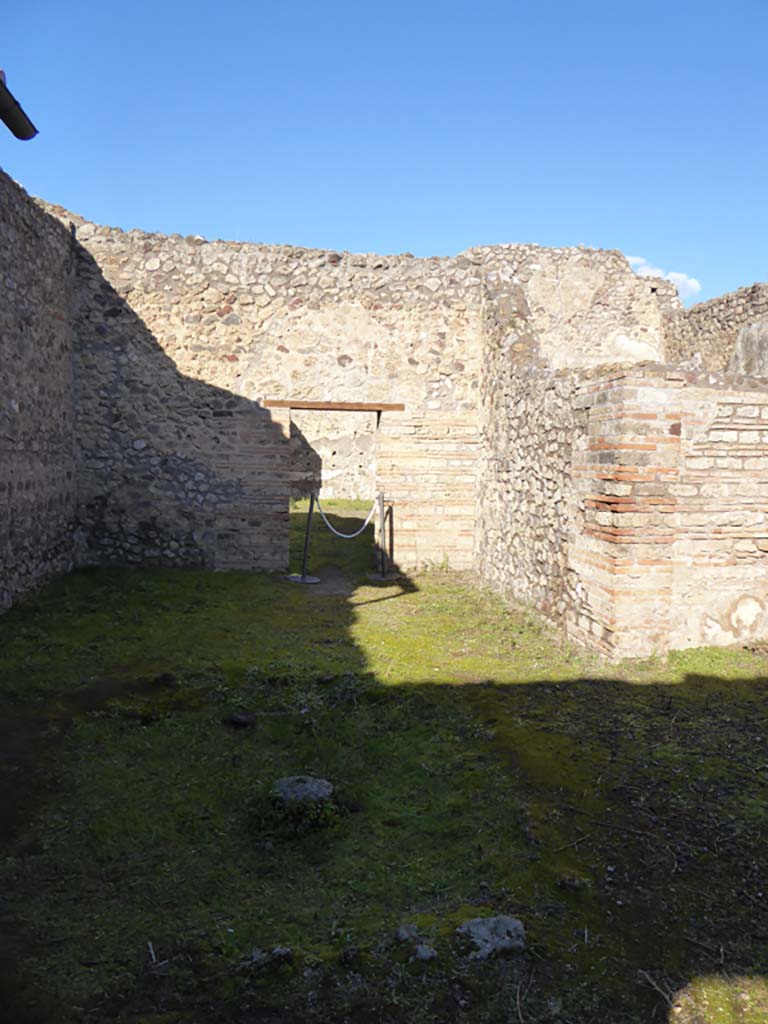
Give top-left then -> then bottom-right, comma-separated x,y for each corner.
2,515 -> 768,1022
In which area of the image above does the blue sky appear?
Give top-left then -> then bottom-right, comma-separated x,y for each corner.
2,0 -> 766,303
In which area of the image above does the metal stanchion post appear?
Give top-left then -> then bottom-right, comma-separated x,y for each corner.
367,491 -> 400,582
378,490 -> 386,575
286,492 -> 321,584
387,501 -> 394,568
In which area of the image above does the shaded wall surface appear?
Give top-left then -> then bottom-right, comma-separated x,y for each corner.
0,171 -> 290,592
71,242 -> 289,572
0,174 -> 77,609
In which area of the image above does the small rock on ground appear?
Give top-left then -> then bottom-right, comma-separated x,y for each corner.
270,946 -> 293,963
456,915 -> 526,959
240,946 -> 293,968
395,923 -> 420,944
223,712 -> 257,729
272,776 -> 334,803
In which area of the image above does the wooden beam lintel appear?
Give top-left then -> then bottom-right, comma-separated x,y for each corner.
263,400 -> 405,412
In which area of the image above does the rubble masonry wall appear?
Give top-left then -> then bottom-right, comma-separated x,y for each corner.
0,174 -> 77,609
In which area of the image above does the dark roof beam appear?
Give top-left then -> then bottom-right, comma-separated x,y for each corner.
0,71 -> 38,140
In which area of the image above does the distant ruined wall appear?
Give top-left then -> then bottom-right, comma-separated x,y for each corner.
473,245 -> 678,370
666,283 -> 768,371
0,174 -> 77,609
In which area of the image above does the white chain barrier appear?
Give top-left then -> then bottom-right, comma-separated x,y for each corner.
315,493 -> 378,539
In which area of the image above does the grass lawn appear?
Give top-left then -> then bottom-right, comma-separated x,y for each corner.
2,501 -> 768,1022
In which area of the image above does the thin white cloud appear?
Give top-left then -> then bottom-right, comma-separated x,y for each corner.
628,255 -> 702,301
666,271 -> 703,301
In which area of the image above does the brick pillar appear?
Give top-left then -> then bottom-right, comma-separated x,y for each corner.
569,372 -> 681,656
569,369 -> 768,656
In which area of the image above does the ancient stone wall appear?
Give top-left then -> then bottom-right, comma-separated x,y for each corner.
69,236 -> 290,572
666,283 -> 768,371
36,207 -> 490,570
475,262 -> 579,616
37,210 -> 674,574
569,367 -> 768,656
476,368 -> 585,618
473,249 -> 679,624
9,171 -> 768,658
372,244 -> 679,570
0,173 -> 77,609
